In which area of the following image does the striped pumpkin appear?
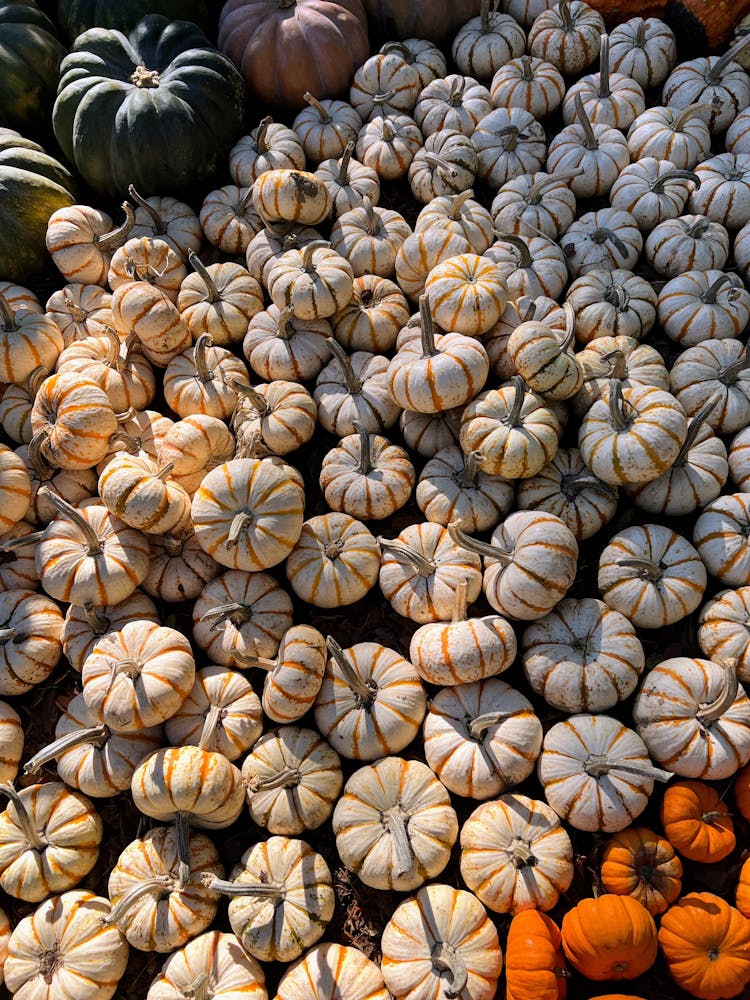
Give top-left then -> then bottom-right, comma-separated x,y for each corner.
0,700 -> 22,784
694,493 -> 750,586
31,373 -> 117,471
55,328 -> 156,414
178,257 -> 263,346
163,335 -> 248,420
156,415 -> 234,496
0,300 -> 63,387
669,338 -> 750,436
245,224 -> 320,287
46,283 -> 113,347
415,191 -> 493,252
257,624 -> 327,724
409,132 -> 478,203
253,169 -> 331,226
232,380 -> 317,457
491,54 -> 565,117
460,793 -> 574,913
277,943 -> 386,1000
82,621 -> 195,732
395,228 -> 472,301
658,270 -> 750,346
400,406 -> 463,458
286,513 -> 380,608
0,589 -> 63,696
416,445 -> 513,532
199,185 -> 263,255
484,234 -> 568,301
572,335 -> 669,417
268,242 -> 354,321
424,253 -> 508,337
0,444 -> 30,533
567,268 -> 658,345
4,890 -> 129,1000
314,143 -> 380,218
242,726 -> 342,835
61,591 -> 159,673
142,528 -> 221,604
191,458 -> 304,572
98,453 -> 191,535
46,203 -> 135,286
22,432 -> 98,526
147,930 -> 267,1000
243,304 -> 333,383
645,214 -> 730,279
490,171 -> 577,240
600,826 -> 683,916
508,309 -> 582,401
729,426 -> 750,490
314,343 -> 400,436
315,638 -> 426,760
698,587 -> 750,683
331,275 -> 409,354
320,426 -> 415,521
110,282 -> 191,367
356,113 -> 423,181
0,520 -> 40,591
330,197 -> 411,278
414,75 -> 492,138
108,237 -> 186,301
350,52 -> 420,121
229,119 -> 305,187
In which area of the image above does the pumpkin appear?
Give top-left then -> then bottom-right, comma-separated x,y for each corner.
658,893 -> 750,1000
142,527 -> 220,603
416,444 -> 513,532
699,587 -> 750,682
126,188 -> 202,260
0,520 -> 39,590
232,379 -> 317,458
627,104 -> 711,169
658,270 -> 750,346
61,590 -> 158,673
649,216 -> 730,281
320,425 -> 415,521
409,132 -> 479,203
294,93 -> 363,163
663,39 -> 750,134
737,857 -> 750,918
690,153 -> 750,229
230,119 -> 306,188
111,283 -> 191,368
0,1 -> 65,134
453,1 -> 526,79
538,713 -> 672,832
0,298 -> 63,386
381,38 -> 447,89
415,190 -> 493,252
268,242 -> 353,321
55,329 -> 156,414
315,342 -> 400,435
661,780 -> 736,862
206,835 -> 334,964
609,16 -> 676,87
0,588 -> 63,696
505,910 -> 567,1000
331,198 -> 411,279
400,406 -> 464,458
561,895 -> 658,980
563,33 -> 646,130
485,233 -> 568,302
356,113 -> 423,180
424,677 -> 542,799
276,942 -> 387,1000
471,106 -> 547,189
108,237 -> 185,300
147,930 -> 267,1000
4,890 -> 129,1000
528,0 -> 605,75
491,170 -> 577,240
0,701 -> 21,785
199,185 -> 263,256
58,0 -> 211,38
0,781 -> 102,901
106,826 -> 222,953
0,128 -> 77,283
562,207 -> 643,277
633,657 -> 750,779
333,755 -> 458,891
350,51 -> 420,121
460,792 -> 574,913
522,597 -> 643,713
694,493 -> 750,586
54,17 -> 245,198
610,159 -> 699,232
546,95 -> 630,199
670,339 -> 750,436
178,257 -> 262,347
46,280 -> 115,349
381,883 -> 503,1000
244,304 -> 332,383
730,428 -> 750,491
46,203 -> 134,287
315,144 -> 380,219
0,443 -> 30,533
242,726 -> 342,835
98,453 -> 190,535
285,512 -> 380,607
600,826 -> 683,916
162,336 -> 248,422
507,307 -> 582,400
395,229 -> 473,301
246,225 -> 320,287
490,54 -> 565,118
245,624 -> 326,725
414,74 -> 492,137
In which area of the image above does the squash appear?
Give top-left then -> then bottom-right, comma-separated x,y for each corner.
58,0 -> 211,39
230,119 -> 306,187
286,512 -> 380,607
350,52 -> 420,121
561,895 -> 657,980
414,74 -> 492,138
627,104 -> 711,169
562,33 -> 646,130
61,591 -> 158,673
609,16 -> 676,87
199,185 -> 262,256
505,911 -> 567,1000
0,588 -> 63,696
250,624 -> 326,725
0,128 -> 77,282
663,40 -> 750,134
0,1 -> 65,133
147,930 -> 267,1000
528,0 -> 605,74
694,493 -> 750,586
320,425 -> 415,521
330,198 -> 411,278
416,444 -> 513,532
699,586 -> 750,682
143,528 -> 221,603
276,943 -> 387,1000
491,170 -> 577,239
294,93 -> 363,163
490,54 -> 565,118
0,701 -> 21,785
360,0 -> 481,43
453,2 -> 526,79
547,95 -> 630,199
356,113 -> 423,181
53,16 -> 246,198
661,779 -> 736,862
600,826 -> 683,916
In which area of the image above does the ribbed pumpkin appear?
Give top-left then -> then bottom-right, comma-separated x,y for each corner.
505,911 -> 567,1000
561,895 -> 657,980
661,780 -> 736,863
600,826 -> 683,916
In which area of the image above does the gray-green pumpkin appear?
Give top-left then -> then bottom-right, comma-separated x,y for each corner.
57,0 -> 211,41
0,0 -> 66,133
53,15 -> 246,198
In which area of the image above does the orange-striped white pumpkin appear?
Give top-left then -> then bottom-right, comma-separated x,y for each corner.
330,197 -> 411,278
177,257 -> 263,346
229,118 -> 306,187
147,930 -> 267,1000
0,443 -> 30,533
416,445 -> 513,532
232,380 -> 317,457
162,334 -> 248,420
107,236 -> 186,301
0,701 -> 22,785
253,169 -> 332,226
199,185 -> 263,255
156,414 -> 235,495
415,191 -> 494,253
142,528 -> 221,603
55,328 -> 156,414
0,520 -> 39,591
395,228 -> 472,301
699,587 -> 750,683
47,283 -> 114,346
0,588 -> 63,696
255,624 -> 326,724
320,426 -> 415,521
669,338 -> 750,436
61,591 -> 159,673
98,453 -> 191,535
0,302 -> 61,387
314,343 -> 401,436
424,253 -> 508,337
694,493 -> 750,586
243,304 -> 332,383
286,513 -> 380,608
508,311 -> 583,401
110,283 -> 191,367
276,943 -> 386,1000
45,202 -> 135,286
31,373 -> 117,471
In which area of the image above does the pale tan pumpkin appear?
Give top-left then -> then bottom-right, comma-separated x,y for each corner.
61,591 -> 158,673
253,169 -> 332,226
276,943 -> 386,1000
409,131 -> 479,203
416,445 -> 513,532
508,306 -> 583,401
416,191 -> 494,252
268,242 -> 354,321
293,93 -> 363,163
98,452 -> 191,535
491,54 -> 565,117
699,587 -> 750,683
126,188 -> 202,260
110,282 -> 191,368
400,406 -> 464,458
330,196 -> 411,278
395,228 -> 472,301
45,284 -> 113,347
241,624 -> 327,726
146,930 -> 267,1000
355,113 -> 423,181
320,425 -> 415,521
30,372 -> 117,471
163,334 -> 249,421
156,415 -> 235,496
245,224 -> 321,287
0,443 -> 30,533
45,202 -> 135,286
315,143 -> 381,218
0,588 -> 63,696
107,237 -> 186,301
243,304 -> 332,383
286,513 -> 380,608
142,528 -> 221,603
567,268 -> 658,345
231,380 -> 317,458
332,275 -> 409,354
315,342 -> 401,436
350,52 -> 421,121
55,328 -> 156,414
414,74 -> 492,137
694,493 -> 750,587
178,256 -> 263,346
229,118 -> 306,187
199,185 -> 264,255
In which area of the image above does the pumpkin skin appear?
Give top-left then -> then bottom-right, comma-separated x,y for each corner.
0,129 -> 77,282
218,0 -> 369,110
561,895 -> 657,981
660,780 -> 736,863
0,1 -> 66,134
600,826 -> 683,916
58,0 -> 211,40
276,942 -> 387,1000
147,930 -> 267,1000
505,910 -> 567,1000
53,16 -> 246,198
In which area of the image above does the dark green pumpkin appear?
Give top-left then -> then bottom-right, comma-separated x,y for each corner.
0,0 -> 66,133
0,128 -> 76,281
57,0 -> 212,42
53,15 -> 246,198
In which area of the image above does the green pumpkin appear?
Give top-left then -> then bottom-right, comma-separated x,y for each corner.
53,15 -> 246,199
0,0 -> 66,133
0,128 -> 76,281
57,0 -> 211,41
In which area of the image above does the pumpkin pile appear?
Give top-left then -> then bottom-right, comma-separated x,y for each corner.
5,1 -> 750,999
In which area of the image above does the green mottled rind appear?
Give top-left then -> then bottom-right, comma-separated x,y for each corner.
0,128 -> 76,281
53,14 -> 246,198
57,0 -> 210,41
0,1 -> 66,132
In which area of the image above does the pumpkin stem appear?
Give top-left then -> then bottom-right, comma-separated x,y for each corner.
28,366 -> 51,396
230,378 -> 270,416
702,810 -> 727,824
383,804 -> 414,877
519,297 -> 537,323
361,195 -> 379,235
418,296 -> 440,358
685,216 -> 711,238
28,429 -> 56,480
674,396 -> 719,465
447,521 -> 513,564
702,273 -> 735,304
671,103 -> 713,131
202,874 -> 287,899
255,116 -> 272,154
431,943 -> 469,999
0,529 -> 45,552
707,36 -> 750,83
373,89 -> 397,107
598,33 -> 611,97
511,840 -> 536,867
604,281 -> 629,313
233,651 -> 277,670
451,578 -> 470,623
495,233 -> 532,269
101,326 -> 124,372
607,379 -> 631,431
247,766 -> 301,792
105,876 -> 175,927
448,76 -> 466,106
23,724 -> 109,776
187,251 -> 220,303
583,754 -> 673,782
558,0 -> 573,29
377,536 -> 436,578
457,451 -> 485,488
650,169 -> 700,194
62,294 -> 88,323
127,186 -> 165,234
506,375 -> 527,428
561,470 -> 609,497
237,186 -> 255,214
719,349 -> 750,384
184,975 -> 210,1000
95,202 -> 136,253
354,422 -> 373,475
561,302 -> 576,352
697,665 -> 739,725
193,334 -> 215,384
0,298 -> 16,331
0,784 -> 46,850
325,635 -> 377,705
198,704 -> 224,751
448,190 -> 474,218
616,557 -> 663,581
519,54 -> 535,80
201,602 -> 253,630
420,152 -> 459,178
469,710 -> 516,739
174,812 -> 192,890
275,305 -> 297,341
573,94 -> 598,150
303,92 -> 331,122
381,117 -> 396,141
225,513 -> 254,550
0,627 -> 17,643
326,338 -> 363,394
527,170 -> 583,204
39,489 -> 102,555
84,601 -> 112,635
337,142 -> 355,185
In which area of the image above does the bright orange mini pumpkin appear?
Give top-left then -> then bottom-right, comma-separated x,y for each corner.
561,895 -> 658,981
661,780 -> 736,863
734,760 -> 750,822
505,910 -> 567,1000
600,826 -> 683,915
736,857 -> 750,918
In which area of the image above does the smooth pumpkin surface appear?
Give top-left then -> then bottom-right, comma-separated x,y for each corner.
0,128 -> 76,282
57,0 -> 211,40
561,895 -> 658,980
0,0 -> 65,132
53,15 -> 246,197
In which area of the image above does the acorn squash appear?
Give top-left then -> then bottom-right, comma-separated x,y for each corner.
57,0 -> 211,42
0,0 -> 66,132
53,15 -> 246,198
0,128 -> 76,281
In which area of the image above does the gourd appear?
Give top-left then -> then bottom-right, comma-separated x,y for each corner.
330,198 -> 411,278
0,701 -> 22,785
55,329 -> 156,414
694,493 -> 750,586
505,910 -> 567,1000
199,185 -> 262,255
320,425 -> 415,521
350,51 -> 421,121
61,591 -> 158,673
491,170 -> 578,239
46,284 -> 113,346
415,191 -> 493,252
294,93 -> 363,163
690,153 -> 750,229
663,38 -> 750,134
254,171 -> 332,227
610,158 -> 700,231
0,299 -> 63,386
267,242 -> 354,321
528,0 -> 605,74
658,270 -> 750,345
600,826 -> 683,916
661,780 -> 736,862
424,254 -> 508,338
627,104 -> 711,169
507,305 -> 582,401
698,587 -> 750,682
0,588 -> 63,696
285,512 -> 380,607
244,624 -> 326,725
416,445 -> 513,532
453,1 -> 526,79
414,74 -> 492,137
147,930 -> 267,1000
53,16 -> 246,198
484,233 -> 568,301
409,131 -> 478,202
356,113 -> 423,180
670,338 -> 750,436
471,106 -> 547,189
178,257 -> 263,346
490,55 -> 565,118
97,453 -> 190,536
276,942 -> 388,1000
0,1 -> 65,134
561,895 -> 658,981
547,95 -> 630,199
609,16 -> 676,87
244,304 -> 332,383
142,528 -> 221,604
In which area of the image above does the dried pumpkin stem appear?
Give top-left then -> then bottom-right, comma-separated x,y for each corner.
511,841 -> 536,867
496,233 -> 531,269
608,379 -> 631,431
198,704 -> 224,751
62,295 -> 87,323
651,169 -> 700,194
381,118 -> 396,141
719,350 -> 750,384
255,116 -> 272,153
458,451 -> 485,487
24,725 -> 109,776
505,375 -> 527,428
303,92 -> 331,121
616,557 -> 663,581
0,784 -> 45,850
193,334 -> 215,383
701,273 -> 734,304
0,298 -> 16,331
558,0 -> 573,29
326,337 -> 363,394
28,429 -> 55,479
355,422 -> 373,475
449,76 -> 466,105
188,251 -> 220,303
174,812 -> 192,889
451,579 -> 470,623
0,628 -> 16,643
561,302 -> 576,351
0,529 -> 45,551
421,152 -> 458,178
377,537 -> 436,577
276,306 -> 297,341
419,296 -> 439,358
697,666 -> 739,725
583,755 -> 673,782
249,766 -> 301,791
431,943 -> 469,999
674,396 -> 719,465
383,804 -> 414,876
527,171 -> 582,204
685,217 -> 711,238
233,651 -> 277,671
184,975 -> 210,1000
604,283 -> 629,312
447,521 -> 513,564
470,710 -> 516,739
373,89 -> 397,106
38,489 -> 102,554
562,470 -> 608,496
161,533 -> 184,558
338,142 -> 355,185
95,202 -> 136,253
707,36 -> 750,83
230,378 -> 270,415
702,810 -> 725,824
127,186 -> 165,233
202,602 -> 252,630
226,512 -> 254,549
671,103 -> 713,130
573,93 -> 598,150
203,874 -> 286,899
519,54 -> 535,80
361,195 -> 379,235
105,876 -> 175,926
326,635 -> 376,704
237,187 -> 255,214
102,326 -> 124,372
83,601 -> 112,634
380,41 -> 412,62
519,297 -> 537,323
598,33 -> 610,97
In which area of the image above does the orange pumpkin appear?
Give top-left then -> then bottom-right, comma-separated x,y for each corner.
600,826 -> 683,915
736,856 -> 750,918
735,760 -> 750,821
505,910 -> 567,1000
561,895 -> 658,980
661,780 -> 736,862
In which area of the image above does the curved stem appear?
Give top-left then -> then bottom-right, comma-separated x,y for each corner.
275,306 -> 297,341
105,877 -> 174,925
0,784 -> 45,850
720,350 -> 750,384
496,233 -> 531,268
127,186 -> 164,234
697,666 -> 739,725
650,169 -> 700,194
226,513 -> 253,549
685,217 -> 711,238
447,521 -> 512,564
674,396 -> 718,465
573,94 -> 598,150
449,190 -> 474,218
419,296 -> 439,358
598,33 -> 610,98
0,298 -> 15,331
373,88 -> 397,106
201,602 -> 251,630
431,944 -> 468,1000
188,251 -> 220,303
671,103 -> 713,131
326,338 -> 363,394
421,152 -> 458,177
469,710 -> 516,739
237,187 -> 255,214
28,429 -> 55,480
707,36 -> 750,83
528,170 -> 583,203
448,76 -> 466,106
383,804 -> 414,877
255,116 -> 272,154
561,302 -> 576,352
337,142 -> 354,185
512,841 -> 536,867
230,378 -> 269,415
457,451 -> 485,488
193,334 -> 215,383
381,118 -> 396,142
701,273 -> 734,304
326,636 -> 376,704
184,975 -> 209,1000
584,755 -> 673,782
23,725 -> 109,776
248,767 -> 301,791
39,490 -> 101,554
562,470 -> 609,496
95,203 -> 136,253
616,557 -> 663,581
203,875 -> 286,899
198,704 -> 224,751
592,227 -> 629,258
377,537 -> 436,577
608,380 -> 630,431
355,422 -> 373,475
0,529 -> 45,552
303,92 -> 331,122
558,0 -> 573,29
